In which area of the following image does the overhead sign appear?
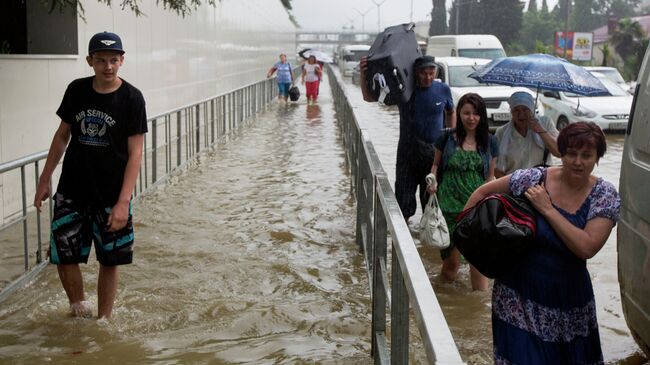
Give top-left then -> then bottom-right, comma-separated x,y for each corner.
555,32 -> 593,61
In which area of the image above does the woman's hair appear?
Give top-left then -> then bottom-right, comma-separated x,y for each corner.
308,55 -> 316,63
557,121 -> 607,158
456,92 -> 489,151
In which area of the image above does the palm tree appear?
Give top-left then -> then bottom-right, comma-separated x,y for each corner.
610,18 -> 646,63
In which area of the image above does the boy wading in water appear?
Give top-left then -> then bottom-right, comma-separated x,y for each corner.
34,31 -> 147,319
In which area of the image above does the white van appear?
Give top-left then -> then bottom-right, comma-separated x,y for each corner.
617,45 -> 650,359
426,34 -> 506,60
338,44 -> 371,76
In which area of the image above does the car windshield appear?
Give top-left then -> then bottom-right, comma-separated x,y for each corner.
458,48 -> 506,60
591,69 -> 625,84
343,50 -> 368,62
448,65 -> 485,87
564,76 -> 629,97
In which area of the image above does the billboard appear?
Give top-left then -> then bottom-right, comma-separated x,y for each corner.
555,32 -> 594,61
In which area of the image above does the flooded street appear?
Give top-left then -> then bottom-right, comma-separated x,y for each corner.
0,68 -> 646,365
0,75 -> 372,364
342,73 -> 646,364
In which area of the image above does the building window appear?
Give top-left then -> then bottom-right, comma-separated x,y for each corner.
0,0 -> 77,55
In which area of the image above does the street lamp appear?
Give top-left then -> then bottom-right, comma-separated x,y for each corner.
371,0 -> 389,33
353,7 -> 372,33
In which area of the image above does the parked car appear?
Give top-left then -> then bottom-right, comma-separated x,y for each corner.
338,44 -> 370,77
584,66 -> 631,94
538,72 -> 632,133
433,57 -> 540,130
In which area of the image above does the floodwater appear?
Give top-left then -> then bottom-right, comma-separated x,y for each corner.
0,69 -> 647,365
0,75 -> 372,364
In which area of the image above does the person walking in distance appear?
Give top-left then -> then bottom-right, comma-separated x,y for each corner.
267,53 -> 294,103
34,31 -> 147,319
302,55 -> 322,105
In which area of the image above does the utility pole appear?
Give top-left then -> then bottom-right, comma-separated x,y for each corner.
562,0 -> 571,59
353,7 -> 372,33
371,0 -> 389,33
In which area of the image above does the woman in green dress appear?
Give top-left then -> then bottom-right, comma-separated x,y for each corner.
427,93 -> 499,290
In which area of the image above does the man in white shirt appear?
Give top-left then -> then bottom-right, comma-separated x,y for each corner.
495,91 -> 560,177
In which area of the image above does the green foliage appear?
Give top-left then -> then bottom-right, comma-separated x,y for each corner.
611,18 -> 646,62
45,0 -> 294,17
448,0 -> 481,35
520,3 -> 557,53
535,40 -> 553,53
429,0 -> 447,36
570,0 -> 601,32
480,0 -> 524,46
1,40 -> 11,54
600,43 -> 611,66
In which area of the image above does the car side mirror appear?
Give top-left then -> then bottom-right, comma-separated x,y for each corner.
543,91 -> 560,99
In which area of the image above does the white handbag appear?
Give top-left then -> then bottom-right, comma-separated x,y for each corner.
419,174 -> 450,249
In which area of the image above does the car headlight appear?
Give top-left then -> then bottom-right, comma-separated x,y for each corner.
571,106 -> 597,119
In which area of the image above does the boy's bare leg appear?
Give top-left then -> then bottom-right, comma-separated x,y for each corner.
57,264 -> 90,317
97,264 -> 119,319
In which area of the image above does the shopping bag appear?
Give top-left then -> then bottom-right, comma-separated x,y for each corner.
419,174 -> 450,249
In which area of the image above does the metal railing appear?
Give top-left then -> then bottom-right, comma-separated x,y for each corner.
0,74 -> 283,303
327,65 -> 466,364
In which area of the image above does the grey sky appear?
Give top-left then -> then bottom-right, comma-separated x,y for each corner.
291,0 -> 560,32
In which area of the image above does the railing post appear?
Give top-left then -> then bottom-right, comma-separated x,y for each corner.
34,162 -> 42,263
176,111 -> 181,167
20,166 -> 28,271
391,250 -> 409,365
152,119 -> 157,184
211,99 -> 215,144
372,179 -> 388,363
195,105 -> 200,154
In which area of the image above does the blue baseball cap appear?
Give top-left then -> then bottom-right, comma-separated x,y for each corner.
88,31 -> 124,55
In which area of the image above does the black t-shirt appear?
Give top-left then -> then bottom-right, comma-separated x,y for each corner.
56,76 -> 148,207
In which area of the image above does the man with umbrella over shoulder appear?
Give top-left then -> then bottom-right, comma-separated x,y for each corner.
359,55 -> 456,225
494,91 -> 560,177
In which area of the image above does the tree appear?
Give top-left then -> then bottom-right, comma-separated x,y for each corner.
611,18 -> 646,62
48,0 -> 293,17
570,0 -> 601,32
611,18 -> 647,79
520,0 -> 557,52
480,0 -> 524,47
448,0 -> 481,35
429,0 -> 447,36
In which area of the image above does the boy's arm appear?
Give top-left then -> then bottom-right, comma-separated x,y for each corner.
107,133 -> 144,232
34,121 -> 71,211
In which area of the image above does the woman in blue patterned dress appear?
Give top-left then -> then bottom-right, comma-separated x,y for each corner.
463,121 -> 620,364
427,93 -> 499,291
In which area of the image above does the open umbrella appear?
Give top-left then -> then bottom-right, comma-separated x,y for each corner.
298,48 -> 333,64
468,53 -> 610,97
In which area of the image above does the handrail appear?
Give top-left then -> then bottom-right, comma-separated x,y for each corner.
326,64 -> 466,364
0,70 -> 294,303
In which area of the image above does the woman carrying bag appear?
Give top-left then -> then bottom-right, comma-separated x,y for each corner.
426,93 -> 498,291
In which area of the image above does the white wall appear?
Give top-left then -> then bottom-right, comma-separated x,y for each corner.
0,0 -> 295,222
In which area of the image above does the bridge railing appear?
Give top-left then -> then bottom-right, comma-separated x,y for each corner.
0,74 -> 284,303
327,65 -> 466,364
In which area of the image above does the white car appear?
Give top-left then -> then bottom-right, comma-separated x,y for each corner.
538,72 -> 632,133
584,66 -> 630,94
434,57 -> 542,130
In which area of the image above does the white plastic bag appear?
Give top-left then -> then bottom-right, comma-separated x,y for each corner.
419,174 -> 450,249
